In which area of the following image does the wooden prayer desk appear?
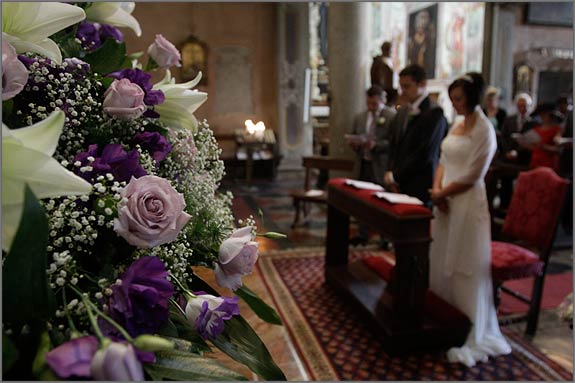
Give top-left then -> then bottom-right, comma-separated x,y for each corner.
325,179 -> 471,355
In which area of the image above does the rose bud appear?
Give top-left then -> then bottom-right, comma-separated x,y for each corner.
215,226 -> 259,291
103,78 -> 147,120
147,34 -> 181,68
90,341 -> 144,381
2,40 -> 29,100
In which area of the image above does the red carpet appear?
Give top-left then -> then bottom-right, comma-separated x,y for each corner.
499,272 -> 573,315
258,247 -> 573,381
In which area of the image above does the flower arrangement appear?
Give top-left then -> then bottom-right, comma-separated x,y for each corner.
2,2 -> 286,381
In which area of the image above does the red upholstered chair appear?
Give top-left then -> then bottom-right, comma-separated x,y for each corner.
491,167 -> 570,336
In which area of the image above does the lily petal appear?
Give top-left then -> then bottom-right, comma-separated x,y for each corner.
7,111 -> 65,156
154,101 -> 200,131
2,2 -> 85,63
85,2 -> 142,37
2,112 -> 92,252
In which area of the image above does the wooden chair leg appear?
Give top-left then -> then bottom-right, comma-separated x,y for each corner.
526,274 -> 546,336
291,199 -> 301,228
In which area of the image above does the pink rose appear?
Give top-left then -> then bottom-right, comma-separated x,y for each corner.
215,226 -> 259,291
113,175 -> 191,248
2,40 -> 29,100
147,34 -> 181,68
103,79 -> 146,120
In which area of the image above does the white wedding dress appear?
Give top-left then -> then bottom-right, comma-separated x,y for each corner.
429,107 -> 512,367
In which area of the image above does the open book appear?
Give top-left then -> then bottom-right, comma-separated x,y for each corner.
512,130 -> 541,146
374,191 -> 423,205
344,134 -> 368,145
344,179 -> 385,191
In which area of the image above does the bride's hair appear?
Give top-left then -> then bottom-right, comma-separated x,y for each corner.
448,72 -> 486,113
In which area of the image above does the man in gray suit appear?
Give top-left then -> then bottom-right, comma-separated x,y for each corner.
348,85 -> 396,185
347,85 -> 396,246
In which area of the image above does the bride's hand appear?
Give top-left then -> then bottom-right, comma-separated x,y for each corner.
429,188 -> 449,213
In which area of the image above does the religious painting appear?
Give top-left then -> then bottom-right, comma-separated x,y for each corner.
407,4 -> 438,79
180,35 -> 208,85
513,64 -> 534,96
439,3 -> 485,79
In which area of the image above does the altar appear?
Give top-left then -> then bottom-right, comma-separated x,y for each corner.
325,179 -> 471,355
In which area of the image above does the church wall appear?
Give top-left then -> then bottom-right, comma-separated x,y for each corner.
124,3 -> 279,138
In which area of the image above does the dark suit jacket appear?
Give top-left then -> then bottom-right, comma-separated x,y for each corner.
387,96 -> 448,205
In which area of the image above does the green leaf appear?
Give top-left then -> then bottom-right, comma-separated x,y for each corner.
32,331 -> 52,378
190,275 -> 286,381
158,319 -> 179,338
3,185 -> 55,322
168,307 -> 212,353
212,316 -> 286,381
236,285 -> 282,325
145,349 -> 247,381
82,39 -> 127,76
2,335 -> 19,375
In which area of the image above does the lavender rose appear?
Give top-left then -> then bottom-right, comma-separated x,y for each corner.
147,34 -> 181,68
185,292 -> 240,339
214,226 -> 259,291
45,336 -> 99,378
114,175 -> 191,248
90,341 -> 144,381
103,79 -> 147,120
2,40 -> 29,100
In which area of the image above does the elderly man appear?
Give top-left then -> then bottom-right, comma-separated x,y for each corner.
498,92 -> 536,209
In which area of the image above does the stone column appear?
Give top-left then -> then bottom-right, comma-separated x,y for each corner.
328,3 -> 370,176
487,4 -> 516,110
277,3 -> 313,170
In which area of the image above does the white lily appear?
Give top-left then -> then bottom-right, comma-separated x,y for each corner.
153,70 -> 208,132
2,111 -> 93,252
2,2 -> 85,64
85,2 -> 142,37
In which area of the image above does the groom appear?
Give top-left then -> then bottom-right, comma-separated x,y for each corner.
384,64 -> 448,207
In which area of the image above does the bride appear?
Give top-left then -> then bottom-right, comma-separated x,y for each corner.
428,72 -> 512,367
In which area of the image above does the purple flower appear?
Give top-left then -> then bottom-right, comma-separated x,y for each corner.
103,79 -> 147,120
147,34 -> 181,68
76,21 -> 124,52
185,292 -> 240,339
132,132 -> 172,163
45,336 -> 99,378
109,256 -> 175,337
108,68 -> 165,106
63,58 -> 90,76
76,21 -> 101,51
90,341 -> 144,381
100,24 -> 124,44
73,144 -> 147,183
2,41 -> 29,100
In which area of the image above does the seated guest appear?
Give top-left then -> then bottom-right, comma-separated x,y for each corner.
429,72 -> 511,367
384,64 -> 448,207
522,103 -> 563,172
347,85 -> 395,246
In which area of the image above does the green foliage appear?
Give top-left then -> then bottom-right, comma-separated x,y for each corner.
236,285 -> 282,325
3,186 -> 55,323
83,39 -> 128,76
145,349 -> 247,381
2,335 -> 18,375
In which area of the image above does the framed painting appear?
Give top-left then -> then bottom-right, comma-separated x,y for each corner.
407,4 -> 438,79
180,35 -> 208,85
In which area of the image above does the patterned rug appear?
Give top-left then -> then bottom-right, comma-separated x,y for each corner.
257,247 -> 573,381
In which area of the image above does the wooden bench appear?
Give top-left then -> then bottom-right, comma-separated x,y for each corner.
289,156 -> 354,228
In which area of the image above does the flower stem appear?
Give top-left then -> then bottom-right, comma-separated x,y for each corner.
87,301 -> 135,343
169,298 -> 187,317
62,289 -> 78,334
69,286 -> 104,342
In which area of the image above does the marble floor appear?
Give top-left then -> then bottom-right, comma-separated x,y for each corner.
205,170 -> 574,380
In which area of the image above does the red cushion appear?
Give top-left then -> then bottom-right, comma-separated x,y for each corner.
491,241 -> 544,282
363,254 -> 395,282
328,178 -> 431,217
362,255 -> 469,325
503,167 -> 569,251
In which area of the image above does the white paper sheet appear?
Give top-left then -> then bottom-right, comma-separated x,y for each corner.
374,191 -> 423,205
344,179 -> 385,191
